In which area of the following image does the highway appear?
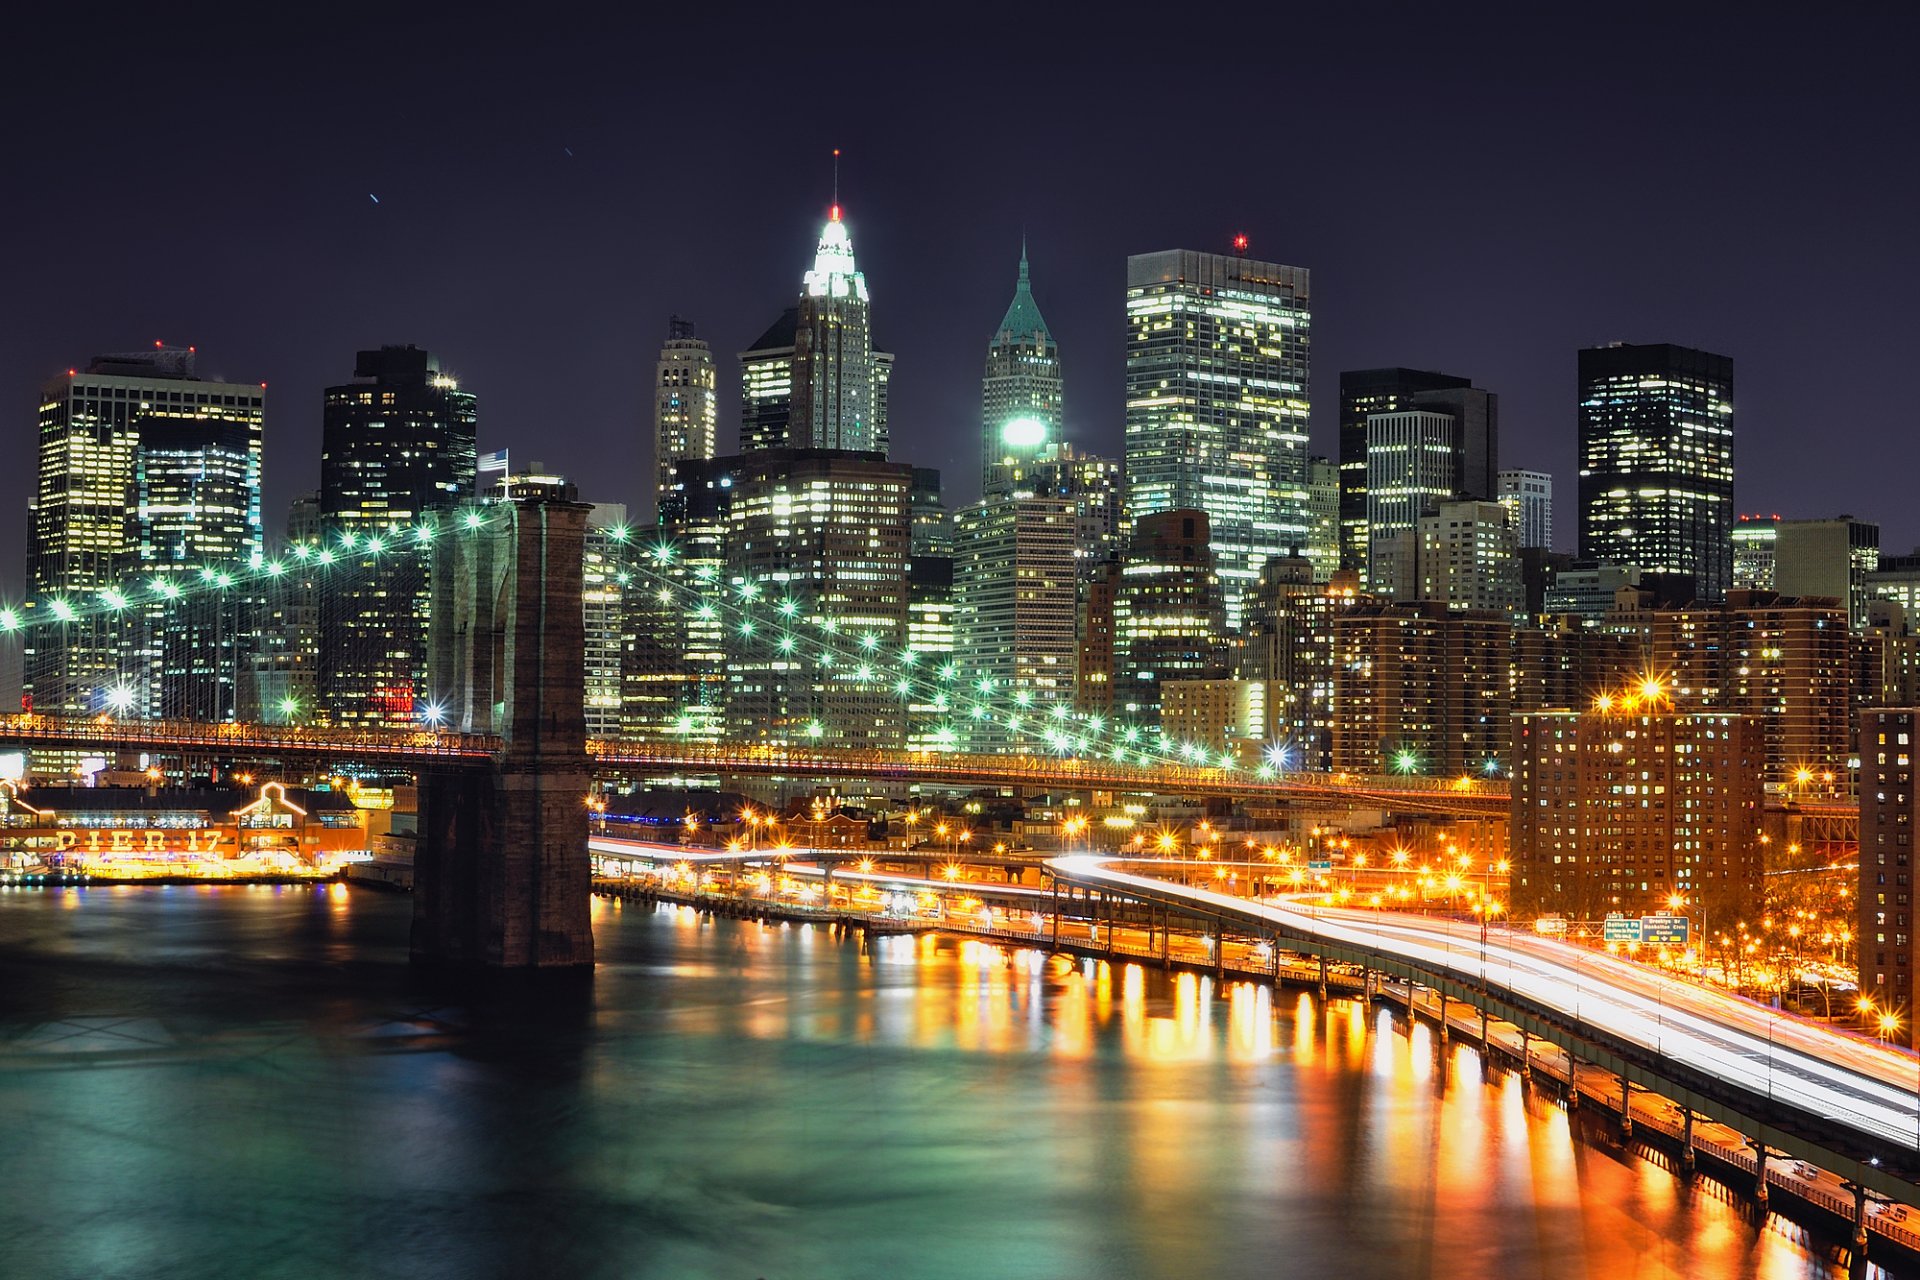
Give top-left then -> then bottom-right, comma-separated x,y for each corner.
1051,855 -> 1920,1155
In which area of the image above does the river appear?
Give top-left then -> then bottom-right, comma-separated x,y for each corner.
0,885 -> 1878,1279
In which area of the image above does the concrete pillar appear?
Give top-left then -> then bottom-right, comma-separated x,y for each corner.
1438,993 -> 1449,1041
1853,1182 -> 1870,1252
1753,1142 -> 1769,1206
1680,1108 -> 1696,1173
1567,1055 -> 1580,1110
1518,1030 -> 1531,1080
1620,1076 -> 1634,1138
1317,953 -> 1328,1000
412,489 -> 594,967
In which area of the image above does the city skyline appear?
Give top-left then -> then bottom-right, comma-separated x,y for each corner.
7,9 -> 1920,605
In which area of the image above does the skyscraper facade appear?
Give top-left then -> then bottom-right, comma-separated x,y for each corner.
953,492 -> 1078,750
1859,707 -> 1919,1042
791,206 -> 877,453
26,347 -> 265,717
1364,409 -> 1458,591
1337,368 -> 1473,576
982,245 -> 1063,488
1772,516 -> 1879,632
132,408 -> 264,719
722,449 -> 911,748
583,503 -> 630,738
652,318 -> 716,512
739,309 -> 799,454
1497,469 -> 1553,551
318,345 -> 477,728
1113,510 -> 1229,722
1125,248 -> 1311,630
1577,342 -> 1735,600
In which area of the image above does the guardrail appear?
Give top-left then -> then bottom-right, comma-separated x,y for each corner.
0,713 -> 499,762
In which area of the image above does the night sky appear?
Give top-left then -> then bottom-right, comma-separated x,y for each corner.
8,5 -> 1919,598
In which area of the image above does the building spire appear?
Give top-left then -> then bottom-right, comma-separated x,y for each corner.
830,148 -> 841,221
996,238 -> 1050,341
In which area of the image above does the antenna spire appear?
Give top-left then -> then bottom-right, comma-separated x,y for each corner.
831,148 -> 841,219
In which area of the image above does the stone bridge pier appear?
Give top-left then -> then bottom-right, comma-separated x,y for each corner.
411,485 -> 594,967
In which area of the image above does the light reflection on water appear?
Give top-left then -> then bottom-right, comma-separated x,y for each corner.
0,888 -> 1881,1280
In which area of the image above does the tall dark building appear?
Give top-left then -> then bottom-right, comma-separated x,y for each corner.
1577,342 -> 1735,600
1337,368 -> 1473,577
1113,510 -> 1228,723
318,346 -> 478,728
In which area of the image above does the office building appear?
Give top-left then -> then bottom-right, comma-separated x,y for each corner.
1513,695 -> 1764,922
250,495 -> 322,724
1125,248 -> 1311,629
1112,511 -> 1229,722
722,449 -> 911,748
905,554 -> 956,752
318,346 -> 477,728
1306,457 -> 1340,582
132,406 -> 264,719
1498,470 -> 1553,551
1732,514 -> 1778,590
791,205 -> 878,453
1577,342 -> 1735,600
1161,679 -> 1265,756
26,347 -> 265,717
583,504 -> 629,738
1860,707 -> 1920,1043
636,456 -> 746,740
652,318 -> 717,513
1414,500 -> 1523,619
740,309 -> 799,454
953,491 -> 1079,750
1076,561 -> 1121,718
1772,516 -> 1879,632
1240,560 -> 1360,771
1337,368 -> 1478,576
982,244 -> 1063,488
909,467 -> 952,558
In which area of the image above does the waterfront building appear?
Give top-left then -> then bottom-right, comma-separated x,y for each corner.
26,347 -> 265,717
1577,342 -> 1735,601
1112,511 -> 1229,724
981,244 -> 1063,489
1498,470 -> 1553,551
318,345 -> 477,728
953,492 -> 1078,750
1513,693 -> 1764,923
1860,707 -> 1920,1042
1125,247 -> 1311,629
652,318 -> 717,515
722,449 -> 911,748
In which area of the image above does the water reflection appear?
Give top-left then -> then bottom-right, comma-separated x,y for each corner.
0,889 -> 1876,1280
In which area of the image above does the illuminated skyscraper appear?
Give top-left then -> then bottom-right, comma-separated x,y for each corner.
739,309 -> 799,454
723,449 -> 911,748
1497,470 -> 1553,551
791,205 -> 877,453
1578,342 -> 1735,600
583,503 -> 630,738
1125,248 -> 1311,629
1338,368 -> 1474,576
652,317 -> 716,513
132,408 -> 264,719
982,243 -> 1063,489
953,492 -> 1078,750
318,345 -> 477,728
26,346 -> 265,717
1113,510 -> 1228,723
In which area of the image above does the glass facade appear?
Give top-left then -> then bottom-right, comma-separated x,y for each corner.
318,346 -> 478,729
26,348 -> 265,717
952,493 -> 1078,751
1125,250 -> 1310,631
1577,342 -> 1734,600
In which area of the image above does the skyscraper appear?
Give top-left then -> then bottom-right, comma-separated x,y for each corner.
722,449 -> 912,748
132,408 -> 263,719
583,503 -> 630,738
1578,342 -> 1735,600
1363,409 -> 1459,590
982,243 -> 1063,489
1772,516 -> 1879,632
953,491 -> 1079,750
26,346 -> 265,717
1125,248 -> 1311,630
1497,470 -> 1553,551
1113,511 -> 1229,723
318,345 -> 477,728
652,317 -> 716,513
1337,369 -> 1474,576
791,205 -> 877,453
739,309 -> 799,454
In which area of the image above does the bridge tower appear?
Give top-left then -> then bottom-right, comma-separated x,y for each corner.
411,482 -> 595,967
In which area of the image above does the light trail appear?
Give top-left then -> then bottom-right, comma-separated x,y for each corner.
1051,855 -> 1920,1153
